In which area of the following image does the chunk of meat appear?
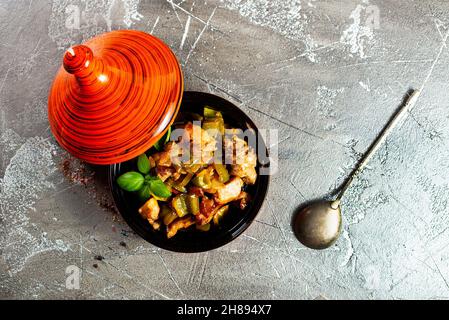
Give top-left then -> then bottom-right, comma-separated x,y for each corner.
196,197 -> 216,225
200,196 -> 215,215
138,198 -> 160,230
230,163 -> 257,185
171,164 -> 185,181
224,134 -> 257,185
181,123 -> 217,165
156,166 -> 175,182
147,218 -> 161,231
167,216 -> 195,238
214,177 -> 244,204
199,127 -> 216,164
224,134 -> 251,165
157,151 -> 172,167
235,191 -> 250,210
195,214 -> 210,226
138,198 -> 159,220
196,203 -> 228,226
189,186 -> 205,197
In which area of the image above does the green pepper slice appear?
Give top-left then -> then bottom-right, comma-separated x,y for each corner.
196,223 -> 211,232
213,205 -> 229,225
192,168 -> 212,189
204,106 -> 221,119
171,194 -> 189,217
160,205 -> 178,226
213,163 -> 230,183
186,194 -> 200,215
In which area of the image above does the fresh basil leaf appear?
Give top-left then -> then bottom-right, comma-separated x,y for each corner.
148,178 -> 172,198
138,183 -> 152,201
145,174 -> 157,182
154,126 -> 172,151
117,171 -> 144,192
137,153 -> 150,174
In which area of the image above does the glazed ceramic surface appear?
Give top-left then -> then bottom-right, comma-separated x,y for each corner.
109,92 -> 270,252
48,30 -> 183,165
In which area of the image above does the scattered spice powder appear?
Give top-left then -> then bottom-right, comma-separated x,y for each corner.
98,194 -> 119,216
60,155 -> 93,186
58,154 -> 119,216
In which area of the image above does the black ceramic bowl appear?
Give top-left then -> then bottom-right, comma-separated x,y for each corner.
109,91 -> 269,252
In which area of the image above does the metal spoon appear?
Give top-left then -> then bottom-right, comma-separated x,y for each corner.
293,89 -> 421,250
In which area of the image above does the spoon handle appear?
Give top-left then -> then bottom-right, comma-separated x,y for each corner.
333,89 -> 421,206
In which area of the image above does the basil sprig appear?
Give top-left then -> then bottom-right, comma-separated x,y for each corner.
116,153 -> 171,201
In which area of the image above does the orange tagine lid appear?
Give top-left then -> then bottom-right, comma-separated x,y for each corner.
48,30 -> 183,165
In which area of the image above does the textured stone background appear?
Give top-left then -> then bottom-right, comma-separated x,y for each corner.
1,0 -> 449,299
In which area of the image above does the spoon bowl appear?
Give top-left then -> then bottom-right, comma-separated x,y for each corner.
293,200 -> 342,250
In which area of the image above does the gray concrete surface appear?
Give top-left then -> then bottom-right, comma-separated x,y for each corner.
1,0 -> 449,299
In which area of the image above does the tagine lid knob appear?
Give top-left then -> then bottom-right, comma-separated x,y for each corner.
48,30 -> 184,165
